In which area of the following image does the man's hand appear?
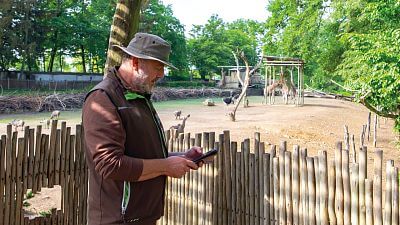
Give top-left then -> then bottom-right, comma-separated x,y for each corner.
165,156 -> 198,178
183,146 -> 203,160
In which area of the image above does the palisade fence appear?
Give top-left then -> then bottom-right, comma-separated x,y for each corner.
0,123 -> 399,225
0,121 -> 87,225
159,130 -> 399,225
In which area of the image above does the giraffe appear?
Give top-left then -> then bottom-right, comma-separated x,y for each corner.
281,74 -> 297,104
263,81 -> 281,104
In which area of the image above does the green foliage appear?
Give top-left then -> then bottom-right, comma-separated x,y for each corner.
26,190 -> 34,199
187,15 -> 263,80
264,0 -> 400,133
23,201 -> 31,207
0,0 -> 115,73
39,209 -> 53,217
139,0 -> 188,78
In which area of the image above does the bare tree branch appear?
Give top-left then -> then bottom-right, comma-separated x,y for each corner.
359,93 -> 398,119
231,50 -> 244,86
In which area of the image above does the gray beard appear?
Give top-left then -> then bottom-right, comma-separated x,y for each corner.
130,71 -> 155,94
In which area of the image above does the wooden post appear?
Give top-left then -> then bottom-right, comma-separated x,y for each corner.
306,157 -> 316,225
374,150 -> 383,225
255,133 -> 261,225
342,150 -> 350,225
344,125 -> 350,151
315,156 -> 320,225
292,146 -> 300,225
392,167 -> 399,225
264,152 -> 271,225
250,154 -> 256,225
270,145 -> 277,224
0,135 -> 5,225
273,157 -> 280,225
319,151 -> 329,225
32,126 -> 41,193
350,163 -> 359,225
27,129 -> 35,189
48,120 -> 57,188
384,161 -> 394,225
244,138 -> 251,225
335,142 -> 344,225
367,112 -> 371,141
300,148 -> 308,225
365,179 -> 373,225
16,137 -> 25,225
328,159 -> 337,225
285,151 -> 293,225
359,149 -> 367,225
223,130 -> 232,225
279,142 -> 286,225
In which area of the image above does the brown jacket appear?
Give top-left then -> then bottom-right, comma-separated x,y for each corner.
83,68 -> 167,225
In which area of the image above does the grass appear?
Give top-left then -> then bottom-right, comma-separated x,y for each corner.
0,96 -> 265,123
39,210 -> 52,217
26,190 -> 34,199
0,110 -> 82,124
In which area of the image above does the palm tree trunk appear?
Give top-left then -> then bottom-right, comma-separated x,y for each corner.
104,0 -> 142,77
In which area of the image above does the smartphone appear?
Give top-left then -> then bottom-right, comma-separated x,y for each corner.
192,149 -> 219,164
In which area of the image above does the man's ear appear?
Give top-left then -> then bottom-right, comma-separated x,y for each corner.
131,57 -> 139,70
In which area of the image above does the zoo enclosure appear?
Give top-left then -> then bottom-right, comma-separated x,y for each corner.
0,125 -> 398,225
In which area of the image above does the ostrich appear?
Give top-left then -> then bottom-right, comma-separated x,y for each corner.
222,91 -> 235,106
173,110 -> 182,120
232,93 -> 240,105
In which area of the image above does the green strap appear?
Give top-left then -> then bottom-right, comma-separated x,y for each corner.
124,92 -> 145,101
121,181 -> 130,215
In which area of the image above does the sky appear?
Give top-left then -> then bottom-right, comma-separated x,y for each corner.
161,0 -> 269,32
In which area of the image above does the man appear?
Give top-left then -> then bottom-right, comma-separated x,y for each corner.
83,33 -> 204,225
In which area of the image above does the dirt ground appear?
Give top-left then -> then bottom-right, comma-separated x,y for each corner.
1,96 -> 398,217
161,97 -> 398,159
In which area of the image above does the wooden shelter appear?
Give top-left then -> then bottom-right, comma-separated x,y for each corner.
218,66 -> 263,88
263,56 -> 305,106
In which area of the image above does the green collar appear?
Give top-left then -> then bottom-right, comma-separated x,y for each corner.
124,92 -> 145,101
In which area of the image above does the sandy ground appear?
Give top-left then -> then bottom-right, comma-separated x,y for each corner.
1,96 -> 398,217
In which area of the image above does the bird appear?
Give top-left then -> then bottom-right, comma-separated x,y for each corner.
222,91 -> 235,106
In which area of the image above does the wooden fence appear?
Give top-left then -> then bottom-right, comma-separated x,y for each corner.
0,125 -> 398,225
0,121 -> 87,225
159,130 -> 399,225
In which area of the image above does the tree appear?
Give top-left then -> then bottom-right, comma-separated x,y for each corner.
334,0 -> 400,133
104,0 -> 146,76
228,51 -> 263,121
139,0 -> 188,78
187,15 -> 261,80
